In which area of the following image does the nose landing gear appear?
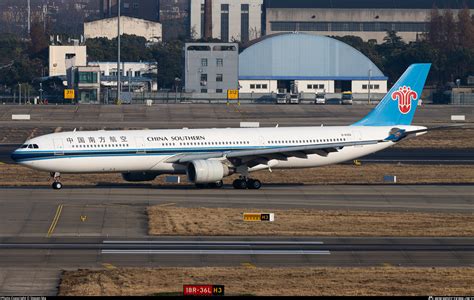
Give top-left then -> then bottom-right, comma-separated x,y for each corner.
50,172 -> 63,190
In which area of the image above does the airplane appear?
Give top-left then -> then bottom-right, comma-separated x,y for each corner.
12,64 -> 432,190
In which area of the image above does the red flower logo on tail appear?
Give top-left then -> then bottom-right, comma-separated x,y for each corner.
391,86 -> 418,114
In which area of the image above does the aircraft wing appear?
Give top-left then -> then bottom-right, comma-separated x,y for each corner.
165,139 -> 382,166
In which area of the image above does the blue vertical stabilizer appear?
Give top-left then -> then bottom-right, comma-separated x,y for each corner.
353,64 -> 431,126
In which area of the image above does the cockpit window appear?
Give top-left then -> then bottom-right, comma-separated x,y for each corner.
28,144 -> 33,148
20,144 -> 28,148
33,144 -> 39,149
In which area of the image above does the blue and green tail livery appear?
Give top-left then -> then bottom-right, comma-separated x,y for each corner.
353,63 -> 431,126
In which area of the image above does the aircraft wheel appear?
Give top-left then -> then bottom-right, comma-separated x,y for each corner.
233,179 -> 247,189
247,179 -> 262,190
52,182 -> 62,190
213,180 -> 224,188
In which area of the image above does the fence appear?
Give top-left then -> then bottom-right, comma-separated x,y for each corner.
451,93 -> 474,105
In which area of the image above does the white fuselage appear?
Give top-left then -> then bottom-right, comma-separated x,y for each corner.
12,125 -> 425,174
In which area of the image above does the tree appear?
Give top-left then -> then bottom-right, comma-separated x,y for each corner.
150,40 -> 184,89
457,7 -> 474,49
382,30 -> 405,48
85,35 -> 153,62
29,22 -> 49,55
427,6 -> 444,48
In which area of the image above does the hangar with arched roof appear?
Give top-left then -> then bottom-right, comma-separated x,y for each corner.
238,32 -> 387,94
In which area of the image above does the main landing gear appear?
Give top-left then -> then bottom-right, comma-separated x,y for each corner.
232,177 -> 262,190
50,172 -> 62,190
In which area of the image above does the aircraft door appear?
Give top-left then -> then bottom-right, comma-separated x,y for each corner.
135,137 -> 146,154
53,138 -> 64,155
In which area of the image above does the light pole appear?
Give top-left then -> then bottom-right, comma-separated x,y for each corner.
18,83 -> 21,105
174,77 -> 181,103
39,82 -> 43,104
117,0 -> 121,104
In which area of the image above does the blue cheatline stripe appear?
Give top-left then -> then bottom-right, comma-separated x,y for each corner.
11,145 -> 285,162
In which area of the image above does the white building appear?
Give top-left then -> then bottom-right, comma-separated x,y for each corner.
88,61 -> 158,91
84,16 -> 162,42
49,45 -> 87,77
190,0 -> 263,42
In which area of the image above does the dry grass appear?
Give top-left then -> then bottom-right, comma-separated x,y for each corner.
147,207 -> 474,237
0,163 -> 473,186
58,267 -> 474,296
395,129 -> 474,149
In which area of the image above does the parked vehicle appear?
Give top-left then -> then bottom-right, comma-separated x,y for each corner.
276,92 -> 288,104
289,93 -> 299,104
315,93 -> 326,104
341,91 -> 353,105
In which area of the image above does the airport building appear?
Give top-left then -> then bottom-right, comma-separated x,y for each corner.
190,0 -> 263,42
67,66 -> 101,104
84,16 -> 162,42
49,45 -> 87,77
264,0 -> 474,43
184,42 -> 239,94
238,33 -> 387,95
88,61 -> 158,92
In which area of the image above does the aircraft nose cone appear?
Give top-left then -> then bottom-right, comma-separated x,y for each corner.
10,149 -> 22,163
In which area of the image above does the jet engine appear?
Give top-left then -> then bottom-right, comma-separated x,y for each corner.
122,172 -> 159,182
186,160 -> 232,183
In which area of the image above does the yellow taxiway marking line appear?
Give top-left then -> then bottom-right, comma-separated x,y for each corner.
241,262 -> 257,269
157,202 -> 176,207
102,263 -> 117,270
47,204 -> 63,237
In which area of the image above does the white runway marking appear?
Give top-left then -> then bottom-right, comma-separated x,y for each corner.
103,240 -> 324,245
101,250 -> 331,255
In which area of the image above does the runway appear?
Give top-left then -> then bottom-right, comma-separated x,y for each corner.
0,237 -> 472,268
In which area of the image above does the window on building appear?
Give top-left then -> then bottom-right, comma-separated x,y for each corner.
221,4 -> 229,42
250,84 -> 255,89
216,89 -> 223,93
216,58 -> 223,67
256,84 -> 261,89
123,2 -> 130,9
134,71 -> 141,77
78,72 -> 98,84
200,74 -> 207,86
200,3 -> 205,38
201,58 -> 208,67
216,74 -> 223,82
262,84 -> 268,89
362,84 -> 368,90
307,84 -> 312,89
201,89 -> 207,93
65,53 -> 76,60
318,84 -> 325,89
241,4 -> 249,43
374,84 -> 380,89
133,2 -> 139,9
271,21 -> 428,33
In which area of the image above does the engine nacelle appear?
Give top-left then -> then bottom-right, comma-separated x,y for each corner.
122,172 -> 158,182
187,160 -> 231,183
